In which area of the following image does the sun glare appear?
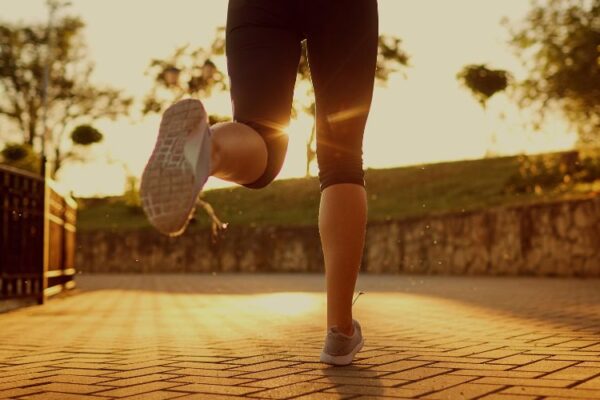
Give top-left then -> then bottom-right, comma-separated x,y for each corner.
244,293 -> 321,317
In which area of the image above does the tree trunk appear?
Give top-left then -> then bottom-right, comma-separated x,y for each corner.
52,146 -> 61,179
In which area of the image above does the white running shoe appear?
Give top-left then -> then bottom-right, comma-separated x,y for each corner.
320,319 -> 364,366
140,99 -> 212,237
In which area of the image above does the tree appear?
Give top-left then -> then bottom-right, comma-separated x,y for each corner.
142,28 -> 227,116
0,6 -> 132,177
457,64 -> 510,108
457,64 -> 511,157
0,142 -> 40,173
504,0 -> 600,143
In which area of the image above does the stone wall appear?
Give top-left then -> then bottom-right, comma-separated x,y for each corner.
76,195 -> 600,276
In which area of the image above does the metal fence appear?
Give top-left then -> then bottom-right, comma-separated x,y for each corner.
0,165 -> 77,304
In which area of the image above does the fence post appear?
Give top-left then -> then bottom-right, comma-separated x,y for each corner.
38,172 -> 50,305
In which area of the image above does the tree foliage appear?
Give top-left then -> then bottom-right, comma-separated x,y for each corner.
0,12 -> 132,176
505,0 -> 600,142
457,64 -> 511,108
0,142 -> 40,173
142,28 -> 227,115
71,124 -> 102,145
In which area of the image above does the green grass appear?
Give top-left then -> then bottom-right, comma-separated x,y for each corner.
76,152 -> 598,232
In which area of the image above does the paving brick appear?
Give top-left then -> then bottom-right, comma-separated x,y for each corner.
44,368 -> 112,376
169,375 -> 254,386
478,394 -> 538,400
549,354 -> 600,362
401,374 -> 475,392
166,356 -> 234,363
411,355 -> 492,364
449,369 -> 541,378
231,355 -> 289,365
422,382 -> 503,400
429,362 -> 512,371
230,360 -> 298,372
0,370 -> 58,384
166,368 -> 243,378
50,361 -> 119,370
352,397 -> 415,400
489,355 -> 548,365
313,375 -> 408,387
355,353 -> 413,365
300,367 -> 386,378
0,387 -> 42,398
25,382 -> 104,394
294,393 -> 355,400
324,384 -> 426,398
545,365 -> 600,380
246,372 -> 318,388
164,362 -> 236,370
369,360 -> 431,372
40,374 -> 113,385
0,366 -> 56,380
94,381 -> 182,397
174,394 -> 262,400
384,367 -> 450,380
120,390 -> 187,400
555,340 -> 599,349
513,359 -> 575,372
101,373 -> 181,387
575,375 -> 600,389
581,361 -> 600,367
471,349 -> 522,359
502,385 -> 600,399
103,367 -> 177,379
109,360 -> 175,370
21,392 -> 110,400
169,383 -> 261,396
474,376 -> 574,387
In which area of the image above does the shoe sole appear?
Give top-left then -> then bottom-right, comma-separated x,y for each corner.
319,338 -> 364,366
140,99 -> 209,237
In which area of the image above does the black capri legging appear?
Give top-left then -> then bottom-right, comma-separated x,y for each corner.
226,0 -> 378,191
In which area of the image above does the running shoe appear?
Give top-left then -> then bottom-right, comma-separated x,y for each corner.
320,319 -> 364,366
140,98 -> 211,237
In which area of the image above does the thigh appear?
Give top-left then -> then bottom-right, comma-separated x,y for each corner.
226,0 -> 302,188
305,0 -> 378,165
226,0 -> 302,131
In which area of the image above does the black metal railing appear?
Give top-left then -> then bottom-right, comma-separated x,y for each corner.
0,165 -> 76,304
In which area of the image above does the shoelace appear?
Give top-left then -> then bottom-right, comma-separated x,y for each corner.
352,291 -> 365,306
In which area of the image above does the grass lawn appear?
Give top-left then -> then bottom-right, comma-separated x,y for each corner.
77,152 -> 599,232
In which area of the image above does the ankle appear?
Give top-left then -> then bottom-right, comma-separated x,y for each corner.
331,322 -> 354,336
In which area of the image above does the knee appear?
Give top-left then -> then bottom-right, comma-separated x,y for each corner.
318,153 -> 365,191
239,121 -> 288,190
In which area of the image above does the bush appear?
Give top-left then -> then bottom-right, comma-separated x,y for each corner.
505,150 -> 600,194
123,175 -> 142,214
0,143 -> 40,174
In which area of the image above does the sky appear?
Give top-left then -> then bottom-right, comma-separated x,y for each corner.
1,0 -> 577,196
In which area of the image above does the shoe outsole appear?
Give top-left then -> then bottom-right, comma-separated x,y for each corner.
140,99 -> 209,237
319,338 -> 364,366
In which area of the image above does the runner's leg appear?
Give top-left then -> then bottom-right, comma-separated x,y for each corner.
212,0 -> 301,187
305,0 -> 378,335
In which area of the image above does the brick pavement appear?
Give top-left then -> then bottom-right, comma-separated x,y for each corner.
0,274 -> 599,399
